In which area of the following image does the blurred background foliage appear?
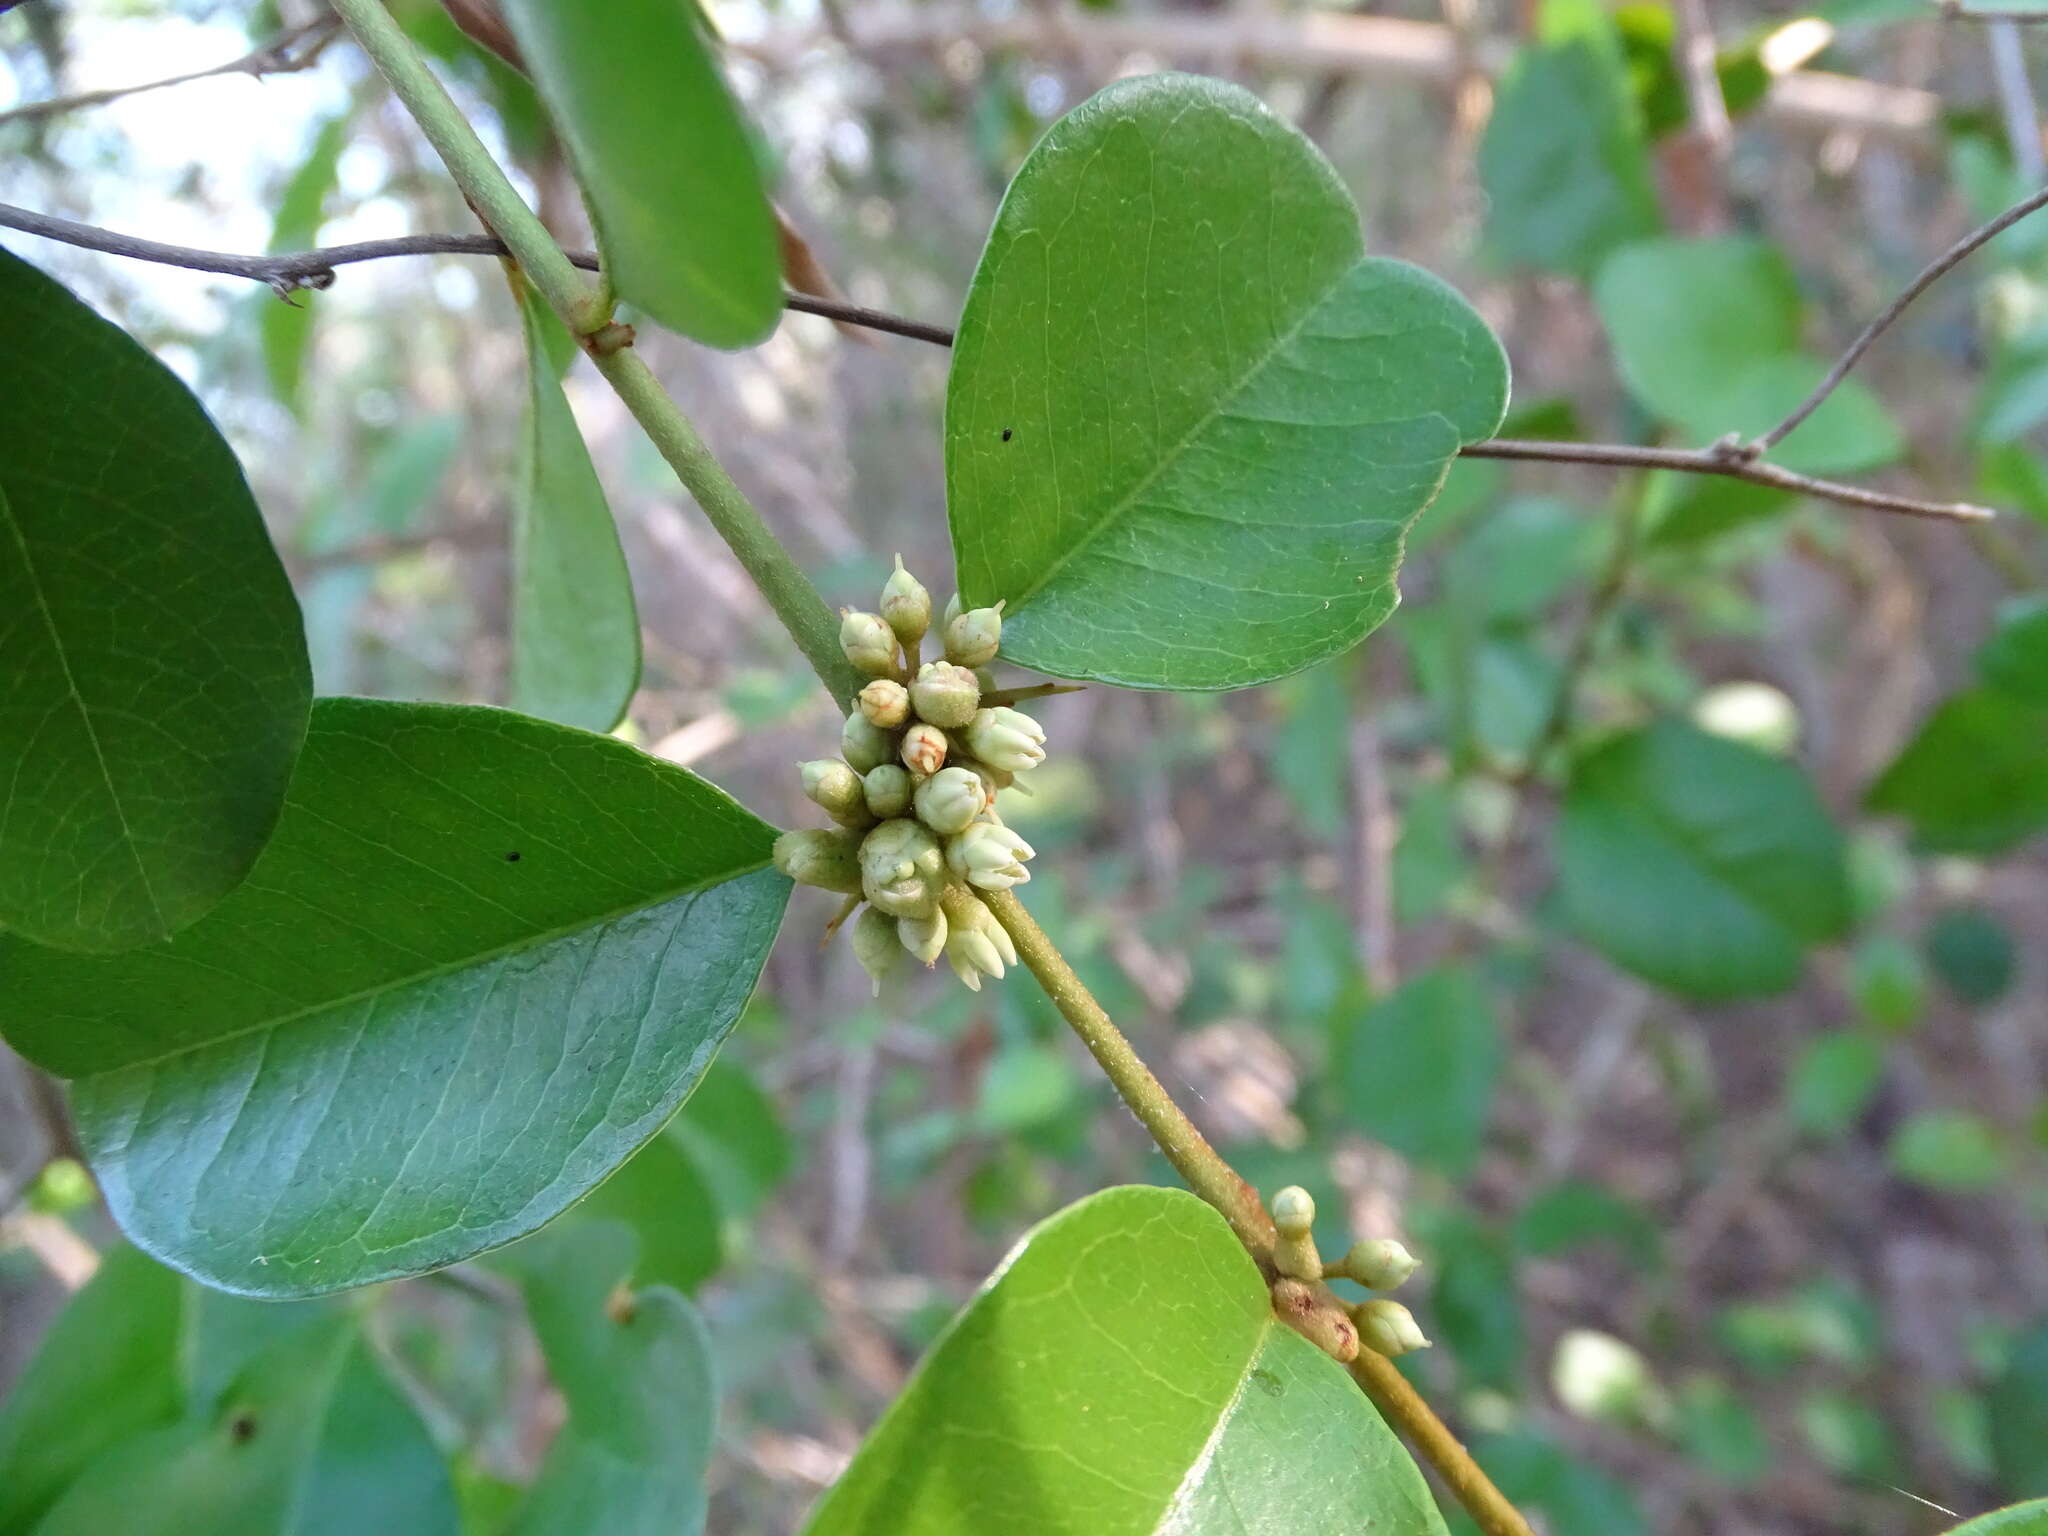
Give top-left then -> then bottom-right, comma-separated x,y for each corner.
2,0 -> 2047,1532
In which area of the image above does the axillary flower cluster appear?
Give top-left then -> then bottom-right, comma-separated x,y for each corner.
773,558 -> 1048,994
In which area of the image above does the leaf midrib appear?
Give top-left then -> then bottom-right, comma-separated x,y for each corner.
991,249 -> 1365,616
0,485 -> 166,933
90,855 -> 776,1078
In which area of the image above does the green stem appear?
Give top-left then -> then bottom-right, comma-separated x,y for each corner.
331,0 -> 860,707
979,887 -> 1276,1259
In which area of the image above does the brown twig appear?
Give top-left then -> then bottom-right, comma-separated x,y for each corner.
0,14 -> 342,128
0,203 -> 1996,522
1351,1351 -> 1536,1536
1746,182 -> 2048,457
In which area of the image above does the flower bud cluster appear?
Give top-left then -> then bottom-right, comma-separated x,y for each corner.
773,558 -> 1045,993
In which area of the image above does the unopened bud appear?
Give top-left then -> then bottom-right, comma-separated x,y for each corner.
1341,1238 -> 1420,1292
913,766 -> 987,835
773,828 -> 863,895
910,661 -> 981,729
850,906 -> 903,996
858,819 -> 944,919
898,907 -> 948,966
801,759 -> 867,823
964,706 -> 1045,773
839,610 -> 898,677
1272,1186 -> 1316,1239
942,890 -> 1017,991
1354,1299 -> 1430,1358
946,821 -> 1034,890
858,678 -> 911,730
900,721 -> 948,778
841,712 -> 894,774
943,601 -> 1005,667
862,764 -> 914,819
879,555 -> 931,647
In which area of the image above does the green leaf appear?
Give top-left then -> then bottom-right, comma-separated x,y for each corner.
1866,688 -> 2048,854
1890,1110 -> 2007,1192
1675,1376 -> 1770,1486
295,1340 -> 462,1536
1928,906 -> 2017,1006
1785,1031 -> 1885,1139
509,279 -> 641,732
947,73 -> 1509,691
1444,497 -> 1601,623
1338,967 -> 1501,1178
1559,720 -> 1851,999
262,111 -> 352,416
1847,933 -> 1926,1032
1942,1502 -> 2048,1536
1479,0 -> 1661,279
1979,594 -> 2048,706
558,1121 -> 724,1296
1472,1432 -> 1646,1536
499,1224 -> 717,1536
666,1056 -> 791,1223
1426,1211 -> 1524,1390
0,248 -> 311,951
1594,237 -> 1901,475
497,0 -> 780,348
0,1246 -> 185,1529
1992,1325 -> 2048,1499
1513,1180 -> 1661,1270
804,1185 -> 1447,1535
1,698 -> 788,1295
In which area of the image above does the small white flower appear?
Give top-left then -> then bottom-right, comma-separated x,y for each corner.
946,822 -> 1035,890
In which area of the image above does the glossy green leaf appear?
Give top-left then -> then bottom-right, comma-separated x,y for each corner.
1479,0 -> 1661,279
0,1246 -> 185,1530
804,1185 -> 1446,1535
947,73 -> 1509,691
262,111 -> 351,416
500,1223 -> 717,1536
1,698 -> 788,1295
1785,1031 -> 1885,1139
509,279 -> 641,732
1594,237 -> 1901,475
497,0 -> 780,348
1992,1325 -> 2048,1499
0,248 -> 311,951
1979,594 -> 2048,706
1560,720 -> 1850,999
1338,967 -> 1501,1178
1943,1502 -> 2048,1536
1866,688 -> 2048,854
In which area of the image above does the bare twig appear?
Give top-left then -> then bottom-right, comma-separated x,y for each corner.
1351,1351 -> 1536,1536
1748,186 -> 2048,457
0,202 -> 1999,522
1672,0 -> 1734,164
1462,439 -> 1993,522
0,14 -> 341,128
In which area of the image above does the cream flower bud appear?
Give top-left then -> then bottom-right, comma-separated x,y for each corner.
943,601 -> 1004,667
839,610 -> 899,677
800,759 -> 866,823
841,712 -> 894,774
946,821 -> 1034,890
879,555 -> 931,647
898,907 -> 948,966
1272,1186 -> 1315,1240
900,721 -> 948,778
1342,1238 -> 1420,1292
850,906 -> 904,996
963,706 -> 1045,773
772,828 -> 863,894
910,661 -> 981,729
858,678 -> 911,730
1355,1299 -> 1430,1358
858,819 -> 944,919
913,766 -> 987,835
943,891 -> 1017,991
862,764 -> 913,819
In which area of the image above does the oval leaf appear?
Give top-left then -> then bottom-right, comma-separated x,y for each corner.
947,74 -> 1509,691
0,248 -> 311,951
497,0 -> 781,348
0,699 -> 788,1296
804,1185 -> 1448,1535
1865,687 -> 2048,855
1560,720 -> 1850,999
509,279 -> 641,731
